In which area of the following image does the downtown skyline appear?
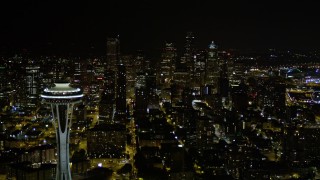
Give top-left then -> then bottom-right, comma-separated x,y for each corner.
1,1 -> 320,57
2,2 -> 320,178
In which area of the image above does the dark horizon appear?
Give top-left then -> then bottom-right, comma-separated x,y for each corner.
1,1 -> 320,57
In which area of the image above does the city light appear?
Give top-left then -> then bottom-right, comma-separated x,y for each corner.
1,2 -> 320,179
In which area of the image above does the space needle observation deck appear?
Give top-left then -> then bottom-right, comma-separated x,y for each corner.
41,82 -> 83,180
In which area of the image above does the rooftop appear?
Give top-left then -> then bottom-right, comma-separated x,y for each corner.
41,82 -> 83,101
43,83 -> 81,93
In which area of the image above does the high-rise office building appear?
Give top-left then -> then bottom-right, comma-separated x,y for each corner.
0,65 -> 10,110
99,70 -> 116,124
206,41 -> 219,93
115,63 -> 127,123
135,87 -> 148,114
135,70 -> 157,114
183,32 -> 196,66
53,58 -> 72,81
193,50 -> 206,88
25,65 -> 40,107
121,55 -> 135,99
181,32 -> 196,86
218,54 -> 231,108
134,50 -> 148,73
218,53 -> 229,97
231,80 -> 248,112
106,37 -> 120,71
172,67 -> 190,106
41,82 -> 83,180
73,61 -> 83,85
113,37 -> 127,124
160,43 -> 176,88
0,65 -> 7,89
229,61 -> 245,87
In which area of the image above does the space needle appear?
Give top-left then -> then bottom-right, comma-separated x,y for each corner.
41,81 -> 83,180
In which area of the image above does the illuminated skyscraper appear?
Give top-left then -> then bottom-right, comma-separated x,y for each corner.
25,65 -> 40,107
181,32 -> 196,85
183,32 -> 196,66
135,70 -> 157,114
0,65 -> 7,89
193,50 -> 206,88
134,50 -> 146,73
115,63 -> 126,123
99,70 -> 116,124
160,42 -> 176,88
218,53 -> 230,108
41,82 -> 83,180
205,41 -> 219,93
106,37 -> 120,71
114,37 -> 126,124
218,52 -> 229,97
73,61 -> 83,85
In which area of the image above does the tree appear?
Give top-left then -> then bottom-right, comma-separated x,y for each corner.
117,163 -> 132,174
71,149 -> 87,163
86,167 -> 113,180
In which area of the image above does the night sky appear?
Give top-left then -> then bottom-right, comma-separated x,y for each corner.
1,1 -> 320,57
